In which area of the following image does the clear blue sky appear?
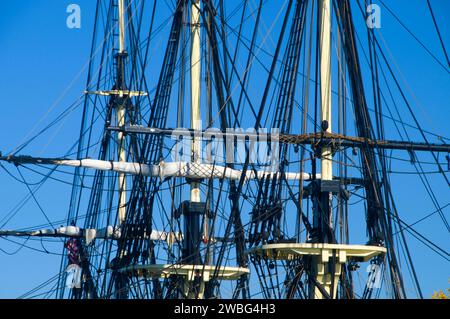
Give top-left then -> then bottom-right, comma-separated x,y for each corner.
0,0 -> 448,298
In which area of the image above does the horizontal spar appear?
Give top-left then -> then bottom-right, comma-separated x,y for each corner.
0,155 -> 320,181
0,225 -> 181,245
108,125 -> 450,153
0,226 -> 243,245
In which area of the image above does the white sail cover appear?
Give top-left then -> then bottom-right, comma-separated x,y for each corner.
49,159 -> 320,181
0,225 -> 182,246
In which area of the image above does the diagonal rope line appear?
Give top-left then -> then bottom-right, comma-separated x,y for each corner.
426,0 -> 450,68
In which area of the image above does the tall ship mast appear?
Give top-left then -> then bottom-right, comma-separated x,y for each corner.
0,0 -> 449,299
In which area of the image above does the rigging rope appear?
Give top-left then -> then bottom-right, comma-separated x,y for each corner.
426,0 -> 450,68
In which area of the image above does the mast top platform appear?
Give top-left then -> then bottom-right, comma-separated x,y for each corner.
247,243 -> 386,299
247,243 -> 386,262
119,264 -> 250,282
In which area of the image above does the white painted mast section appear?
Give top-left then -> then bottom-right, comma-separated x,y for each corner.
316,0 -> 334,299
190,0 -> 202,204
188,0 -> 203,299
117,0 -> 127,224
118,0 -> 126,53
320,0 -> 332,182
